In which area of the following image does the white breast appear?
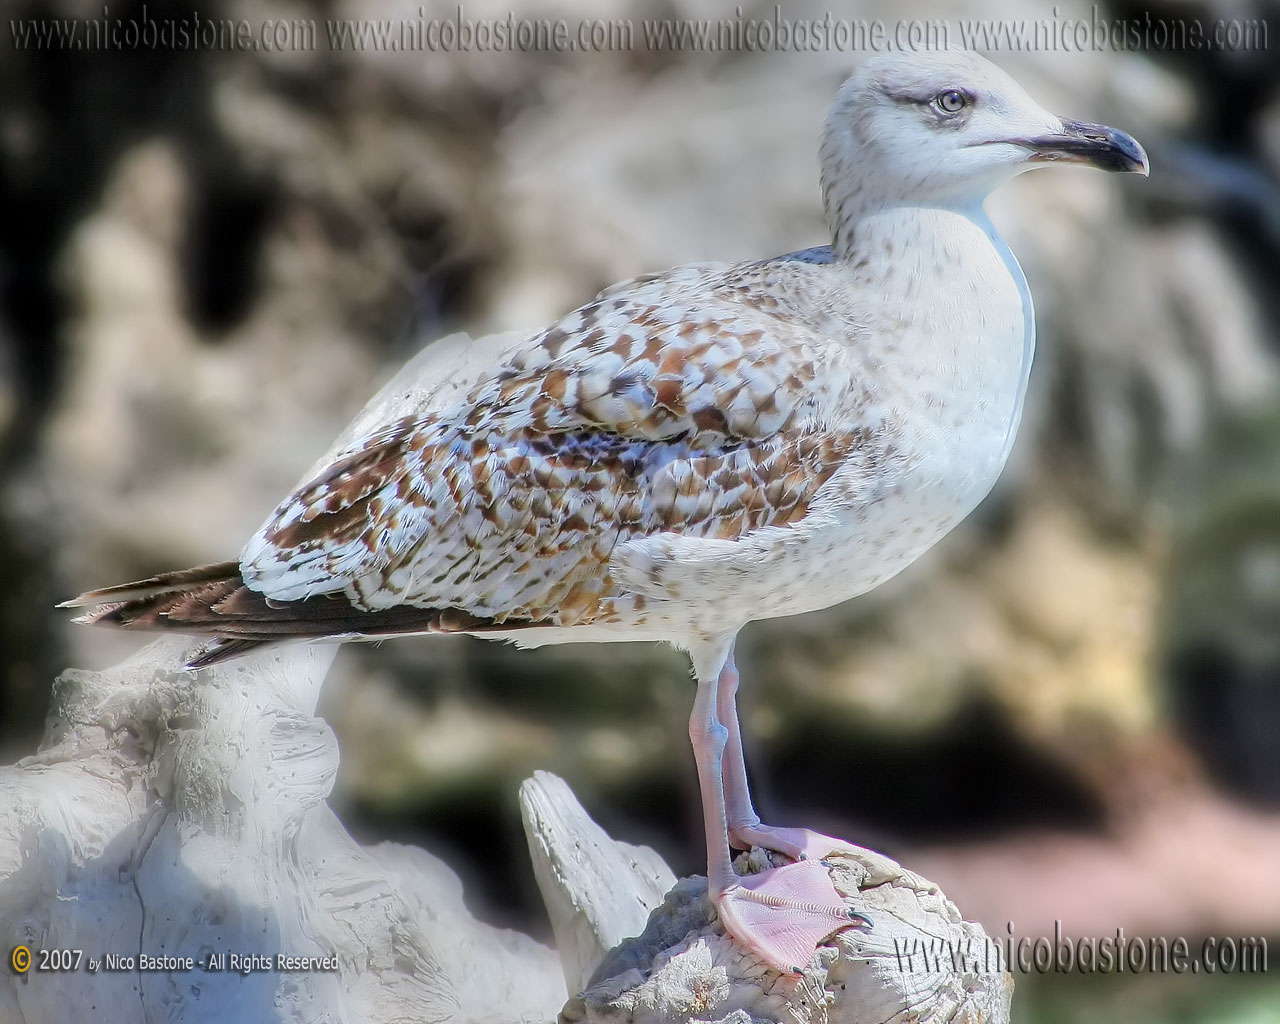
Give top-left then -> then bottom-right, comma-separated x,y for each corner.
663,207 -> 1036,627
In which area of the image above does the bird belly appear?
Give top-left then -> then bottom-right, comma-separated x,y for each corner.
600,289 -> 1032,633
782,364 -> 1030,615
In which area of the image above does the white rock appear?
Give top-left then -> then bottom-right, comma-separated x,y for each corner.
522,773 -> 1011,1024
0,639 -> 564,1024
0,640 -> 1008,1023
520,770 -> 677,993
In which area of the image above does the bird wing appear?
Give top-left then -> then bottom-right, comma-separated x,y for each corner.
239,257 -> 880,626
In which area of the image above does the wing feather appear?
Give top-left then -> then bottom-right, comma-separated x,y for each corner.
240,258 -> 868,626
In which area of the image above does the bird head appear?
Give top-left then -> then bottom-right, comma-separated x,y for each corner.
821,49 -> 1148,212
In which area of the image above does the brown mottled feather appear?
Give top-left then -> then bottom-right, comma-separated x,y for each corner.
68,254 -> 878,657
73,562 -> 544,667
235,262 -> 867,626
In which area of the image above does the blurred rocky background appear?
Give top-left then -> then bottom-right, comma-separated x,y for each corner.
2,0 -> 1279,1019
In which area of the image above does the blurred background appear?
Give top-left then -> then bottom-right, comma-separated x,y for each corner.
2,0 -> 1279,1019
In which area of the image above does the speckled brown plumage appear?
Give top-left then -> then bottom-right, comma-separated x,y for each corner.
238,263 -> 875,628
68,254 -> 887,660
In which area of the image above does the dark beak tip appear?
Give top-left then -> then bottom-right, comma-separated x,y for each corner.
1130,139 -> 1152,178
1102,126 -> 1150,177
1028,118 -> 1150,177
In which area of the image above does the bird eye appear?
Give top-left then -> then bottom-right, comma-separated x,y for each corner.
932,90 -> 968,115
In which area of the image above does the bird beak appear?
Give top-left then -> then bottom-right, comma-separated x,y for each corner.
1014,118 -> 1149,176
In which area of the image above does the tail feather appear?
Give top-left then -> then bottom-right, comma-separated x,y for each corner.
183,637 -> 278,670
58,562 -> 244,609
64,561 -> 539,668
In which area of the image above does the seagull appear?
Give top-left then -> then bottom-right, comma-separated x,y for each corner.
64,50 -> 1147,974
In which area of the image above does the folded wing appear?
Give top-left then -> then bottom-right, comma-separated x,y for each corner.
239,260 -> 866,627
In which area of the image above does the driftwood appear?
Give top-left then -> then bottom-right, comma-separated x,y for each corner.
0,639 -> 1010,1023
520,772 -> 1011,1024
0,639 -> 566,1023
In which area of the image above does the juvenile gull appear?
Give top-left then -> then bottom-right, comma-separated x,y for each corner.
66,51 -> 1147,974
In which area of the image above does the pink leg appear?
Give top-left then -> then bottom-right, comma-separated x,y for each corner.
717,648 -> 864,864
689,641 -> 864,974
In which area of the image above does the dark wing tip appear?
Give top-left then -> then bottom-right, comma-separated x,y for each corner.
181,637 -> 271,670
58,562 -> 243,612
58,588 -> 133,610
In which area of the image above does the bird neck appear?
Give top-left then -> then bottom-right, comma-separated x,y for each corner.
826,191 -> 993,266
825,198 -> 1022,322
825,196 -> 1036,444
